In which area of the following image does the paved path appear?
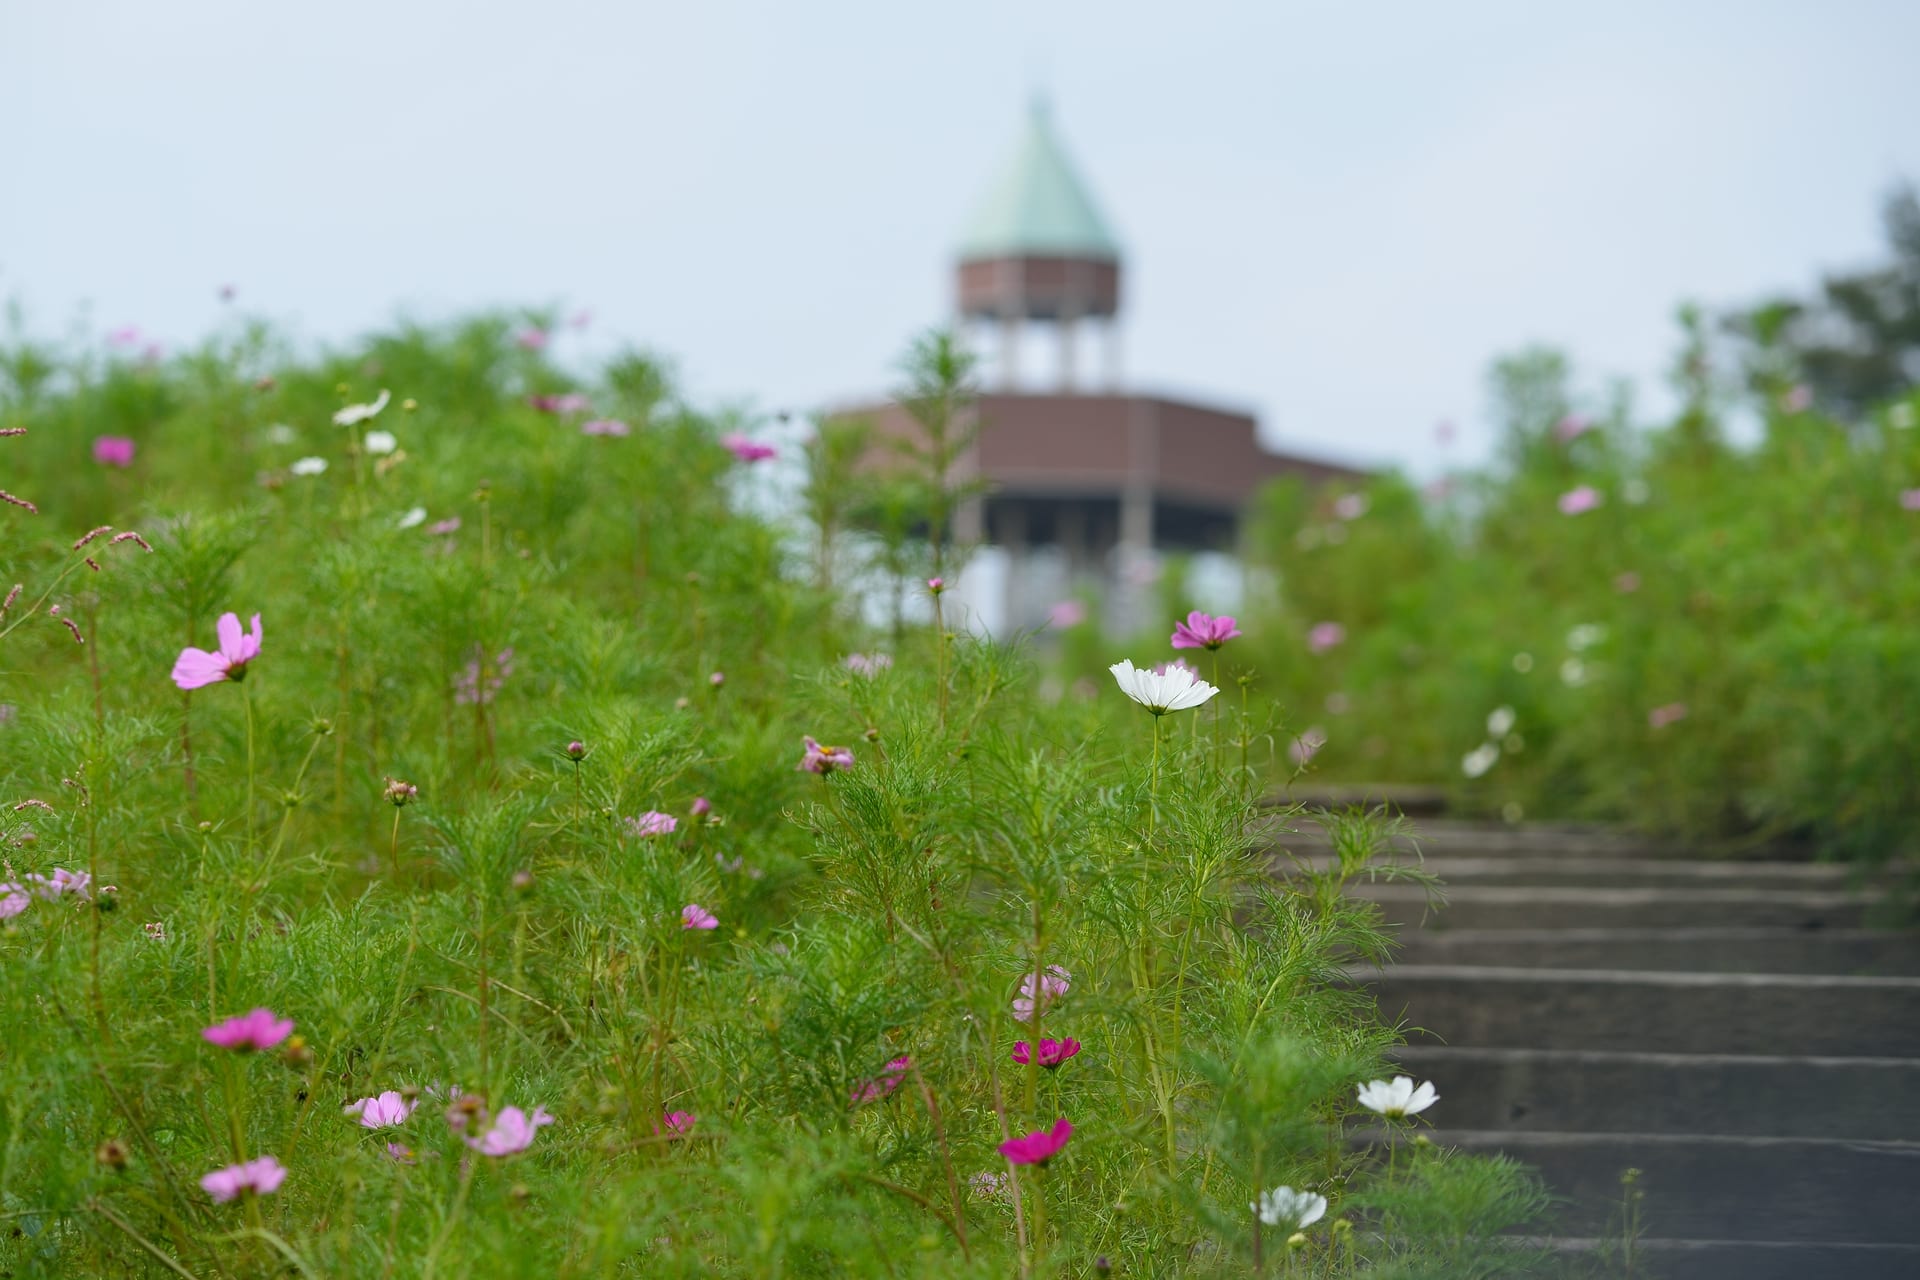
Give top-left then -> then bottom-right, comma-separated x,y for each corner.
1290,814 -> 1920,1279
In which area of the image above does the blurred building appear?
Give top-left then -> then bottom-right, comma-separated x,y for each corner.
843,101 -> 1363,632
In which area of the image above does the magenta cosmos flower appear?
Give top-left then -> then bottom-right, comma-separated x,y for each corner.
345,1091 -> 417,1129
1558,485 -> 1602,515
625,811 -> 677,838
659,1109 -> 697,1136
201,1155 -> 287,1202
93,436 -> 137,467
798,736 -> 855,774
1307,622 -> 1346,655
1013,965 -> 1070,1022
203,1007 -> 294,1052
850,1055 -> 912,1104
466,1105 -> 554,1156
681,903 -> 718,930
172,612 -> 262,690
1170,610 -> 1240,651
1012,1038 -> 1081,1070
721,433 -> 776,463
999,1118 -> 1073,1167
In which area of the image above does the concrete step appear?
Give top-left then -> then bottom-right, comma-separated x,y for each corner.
1548,1238 -> 1920,1280
1433,1130 -> 1920,1245
1271,817 -> 1683,858
1393,926 -> 1920,975
1335,855 -> 1861,891
1357,965 -> 1920,1055
1356,883 -> 1876,931
1391,1045 -> 1920,1140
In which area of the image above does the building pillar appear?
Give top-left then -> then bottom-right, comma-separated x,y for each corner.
1059,310 -> 1078,392
1104,318 -> 1123,390
999,312 -> 1020,390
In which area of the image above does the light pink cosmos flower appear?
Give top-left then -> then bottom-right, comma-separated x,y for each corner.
690,796 -> 712,817
1307,622 -> 1346,655
721,433 -> 777,463
1648,702 -> 1689,730
1046,600 -> 1086,629
1435,419 -> 1457,445
466,1105 -> 554,1156
1614,571 -> 1642,594
454,646 -> 513,705
850,1055 -> 912,1104
108,324 -> 143,348
516,328 -> 550,351
1782,385 -> 1813,413
626,811 -> 678,838
926,577 -> 945,594
426,516 -> 462,536
203,1007 -> 294,1052
1289,726 -> 1328,766
1152,658 -> 1200,679
528,392 -> 590,415
1553,414 -> 1595,443
1170,610 -> 1240,651
998,1118 -> 1072,1166
93,436 -> 137,467
172,613 -> 263,690
0,883 -> 28,918
1012,1038 -> 1081,1070
1558,486 -> 1602,516
681,903 -> 718,930
26,867 -> 91,900
710,671 -> 725,687
1332,493 -> 1369,520
798,736 -> 855,774
345,1091 -> 417,1129
1899,489 -> 1920,511
1012,965 -> 1070,1022
844,653 -> 893,677
582,418 -> 631,437
201,1155 -> 287,1202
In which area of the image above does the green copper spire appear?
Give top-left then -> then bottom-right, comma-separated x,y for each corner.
957,100 -> 1120,261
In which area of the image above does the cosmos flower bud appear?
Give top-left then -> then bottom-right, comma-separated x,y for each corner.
384,777 -> 418,807
96,1139 -> 130,1171
565,740 -> 587,760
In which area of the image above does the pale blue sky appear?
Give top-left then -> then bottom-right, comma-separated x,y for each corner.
6,0 -> 1918,470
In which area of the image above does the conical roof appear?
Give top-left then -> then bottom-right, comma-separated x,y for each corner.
957,102 -> 1120,262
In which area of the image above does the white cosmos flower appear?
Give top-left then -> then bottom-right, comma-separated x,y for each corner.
333,389 -> 391,427
1357,1076 -> 1439,1118
1461,743 -> 1499,778
1108,659 -> 1219,715
289,456 -> 328,477
1485,706 -> 1516,738
396,506 -> 428,530
1252,1186 -> 1328,1230
363,429 -> 398,455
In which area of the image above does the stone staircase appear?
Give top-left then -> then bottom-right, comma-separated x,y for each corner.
1299,814 -> 1920,1278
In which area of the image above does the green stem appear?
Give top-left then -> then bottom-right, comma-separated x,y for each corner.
243,679 -> 256,865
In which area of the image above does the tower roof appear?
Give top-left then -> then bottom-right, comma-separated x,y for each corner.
957,102 -> 1120,262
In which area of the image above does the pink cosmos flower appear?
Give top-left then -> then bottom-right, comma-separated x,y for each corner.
1614,571 -> 1642,594
1435,420 -> 1457,445
998,1118 -> 1073,1166
1899,489 -> 1920,512
1782,385 -> 1813,413
1011,1038 -> 1081,1070
93,436 -> 137,467
26,867 -> 91,900
798,736 -> 855,774
0,883 -> 29,919
203,1007 -> 294,1052
516,328 -> 550,351
528,392 -> 590,415
844,653 -> 893,677
1171,611 -> 1240,651
660,1109 -> 697,1137
172,612 -> 263,689
721,433 -> 777,463
1307,622 -> 1346,655
201,1155 -> 287,1202
681,903 -> 718,930
581,418 -> 631,437
1558,486 -> 1602,516
1648,702 -> 1689,730
1046,600 -> 1086,630
1152,658 -> 1200,679
569,309 -> 593,330
345,1091 -> 417,1129
626,811 -> 678,838
690,796 -> 712,817
1332,493 -> 1369,520
927,577 -> 945,595
1012,965 -> 1071,1022
384,1142 -> 416,1164
454,646 -> 513,705
710,670 -> 725,687
426,517 -> 462,536
1553,414 -> 1595,443
108,324 -> 143,348
1289,726 -> 1328,766
466,1105 -> 554,1156
850,1056 -> 912,1104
